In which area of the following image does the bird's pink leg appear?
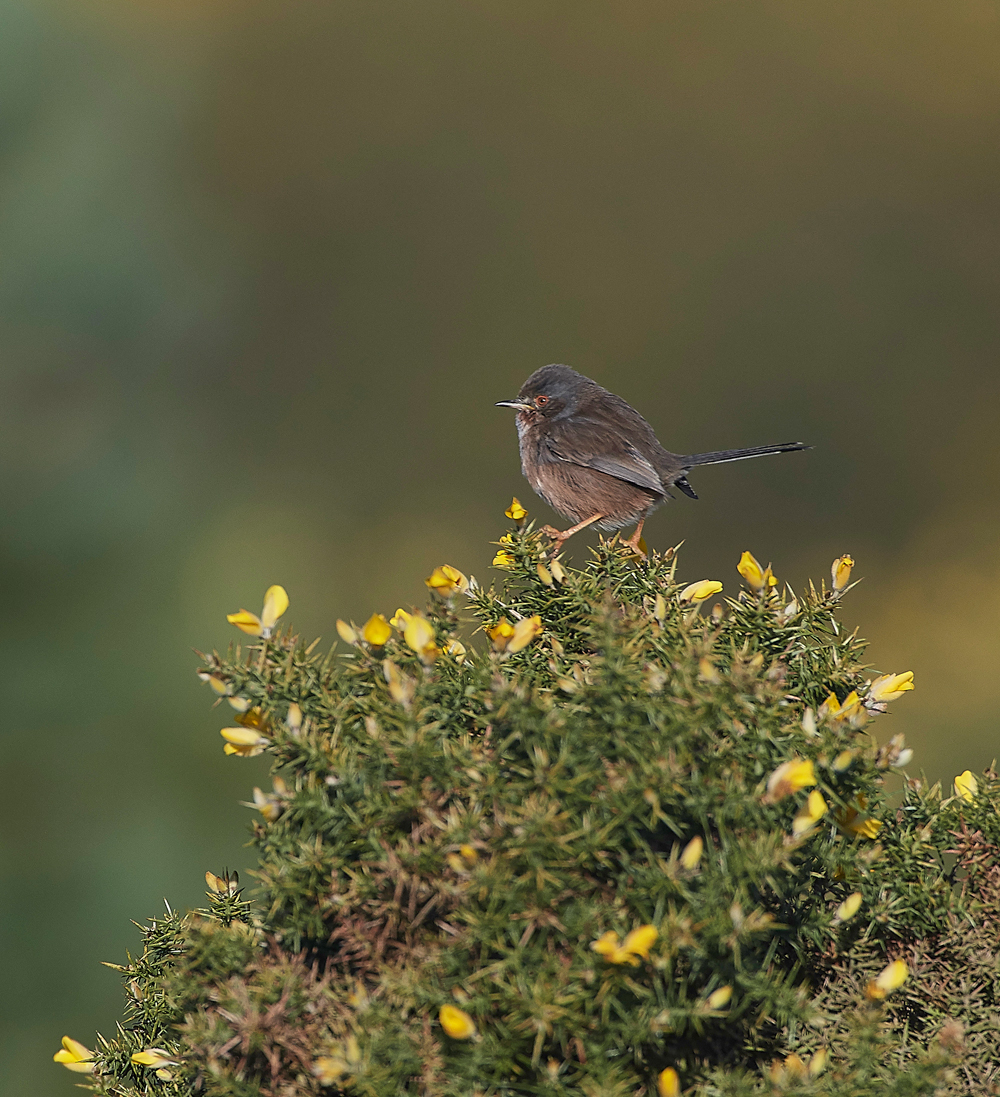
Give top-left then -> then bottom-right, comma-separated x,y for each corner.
621,517 -> 647,557
540,512 -> 605,549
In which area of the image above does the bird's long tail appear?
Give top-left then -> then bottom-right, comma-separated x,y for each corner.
680,441 -> 810,468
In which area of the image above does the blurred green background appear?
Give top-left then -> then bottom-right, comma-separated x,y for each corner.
4,0 -> 1000,1091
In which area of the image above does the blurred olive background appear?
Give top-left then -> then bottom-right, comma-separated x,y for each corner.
4,0 -> 1000,1090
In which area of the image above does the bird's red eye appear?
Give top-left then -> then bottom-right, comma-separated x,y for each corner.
535,395 -> 549,407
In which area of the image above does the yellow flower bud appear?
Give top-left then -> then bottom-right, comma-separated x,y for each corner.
506,615 -> 542,653
131,1049 -> 177,1069
831,554 -> 854,592
336,619 -> 359,644
867,959 -> 908,999
706,985 -> 732,1010
766,758 -> 817,801
679,580 -> 724,603
200,674 -> 228,694
549,558 -> 566,584
445,639 -> 467,663
657,1067 -> 680,1097
834,892 -> 863,923
680,835 -> 703,870
833,749 -> 855,771
439,1004 -> 476,1039
383,660 -> 415,706
362,614 -> 392,647
737,551 -> 766,590
954,770 -> 978,802
808,1048 -> 828,1077
505,497 -> 527,521
220,726 -> 270,757
784,1053 -> 807,1080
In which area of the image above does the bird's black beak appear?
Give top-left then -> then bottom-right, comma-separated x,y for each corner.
495,399 -> 533,412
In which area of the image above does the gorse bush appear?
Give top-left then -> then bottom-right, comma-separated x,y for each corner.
56,511 -> 1000,1096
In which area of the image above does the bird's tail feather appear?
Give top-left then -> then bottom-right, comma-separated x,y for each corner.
681,442 -> 810,468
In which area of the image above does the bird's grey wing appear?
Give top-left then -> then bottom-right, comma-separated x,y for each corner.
542,418 -> 665,495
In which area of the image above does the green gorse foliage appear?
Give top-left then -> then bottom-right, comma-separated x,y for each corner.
60,521 -> 1000,1096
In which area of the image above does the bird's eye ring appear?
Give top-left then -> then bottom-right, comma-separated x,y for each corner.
534,395 -> 549,407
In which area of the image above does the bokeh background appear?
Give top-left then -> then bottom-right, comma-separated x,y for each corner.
4,0 -> 1000,1091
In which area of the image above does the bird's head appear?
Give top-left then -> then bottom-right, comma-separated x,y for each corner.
495,364 -> 590,422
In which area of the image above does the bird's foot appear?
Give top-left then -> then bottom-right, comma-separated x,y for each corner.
621,521 -> 648,559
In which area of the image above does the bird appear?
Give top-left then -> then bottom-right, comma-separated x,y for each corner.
496,364 -> 809,555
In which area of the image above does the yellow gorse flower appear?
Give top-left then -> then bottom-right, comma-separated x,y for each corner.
657,1067 -> 680,1097
220,726 -> 270,757
867,671 -> 915,705
954,770 -> 978,802
766,758 -> 816,801
403,613 -> 436,657
831,554 -> 855,592
819,690 -> 866,726
836,801 -> 882,840
362,614 -> 392,647
792,789 -> 828,836
425,564 -> 469,596
867,959 -> 908,999
505,497 -> 527,521
312,1057 -> 348,1085
506,615 -> 542,653
389,608 -> 411,630
445,639 -> 467,663
439,1004 -> 477,1039
487,618 -> 515,647
590,924 -> 658,965
226,585 -> 289,638
492,549 -> 515,569
679,579 -> 724,603
54,1036 -> 95,1073
247,776 -> 289,822
852,817 -> 882,840
737,551 -> 774,590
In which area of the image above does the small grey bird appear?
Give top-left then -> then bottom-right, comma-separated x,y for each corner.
496,364 -> 809,554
